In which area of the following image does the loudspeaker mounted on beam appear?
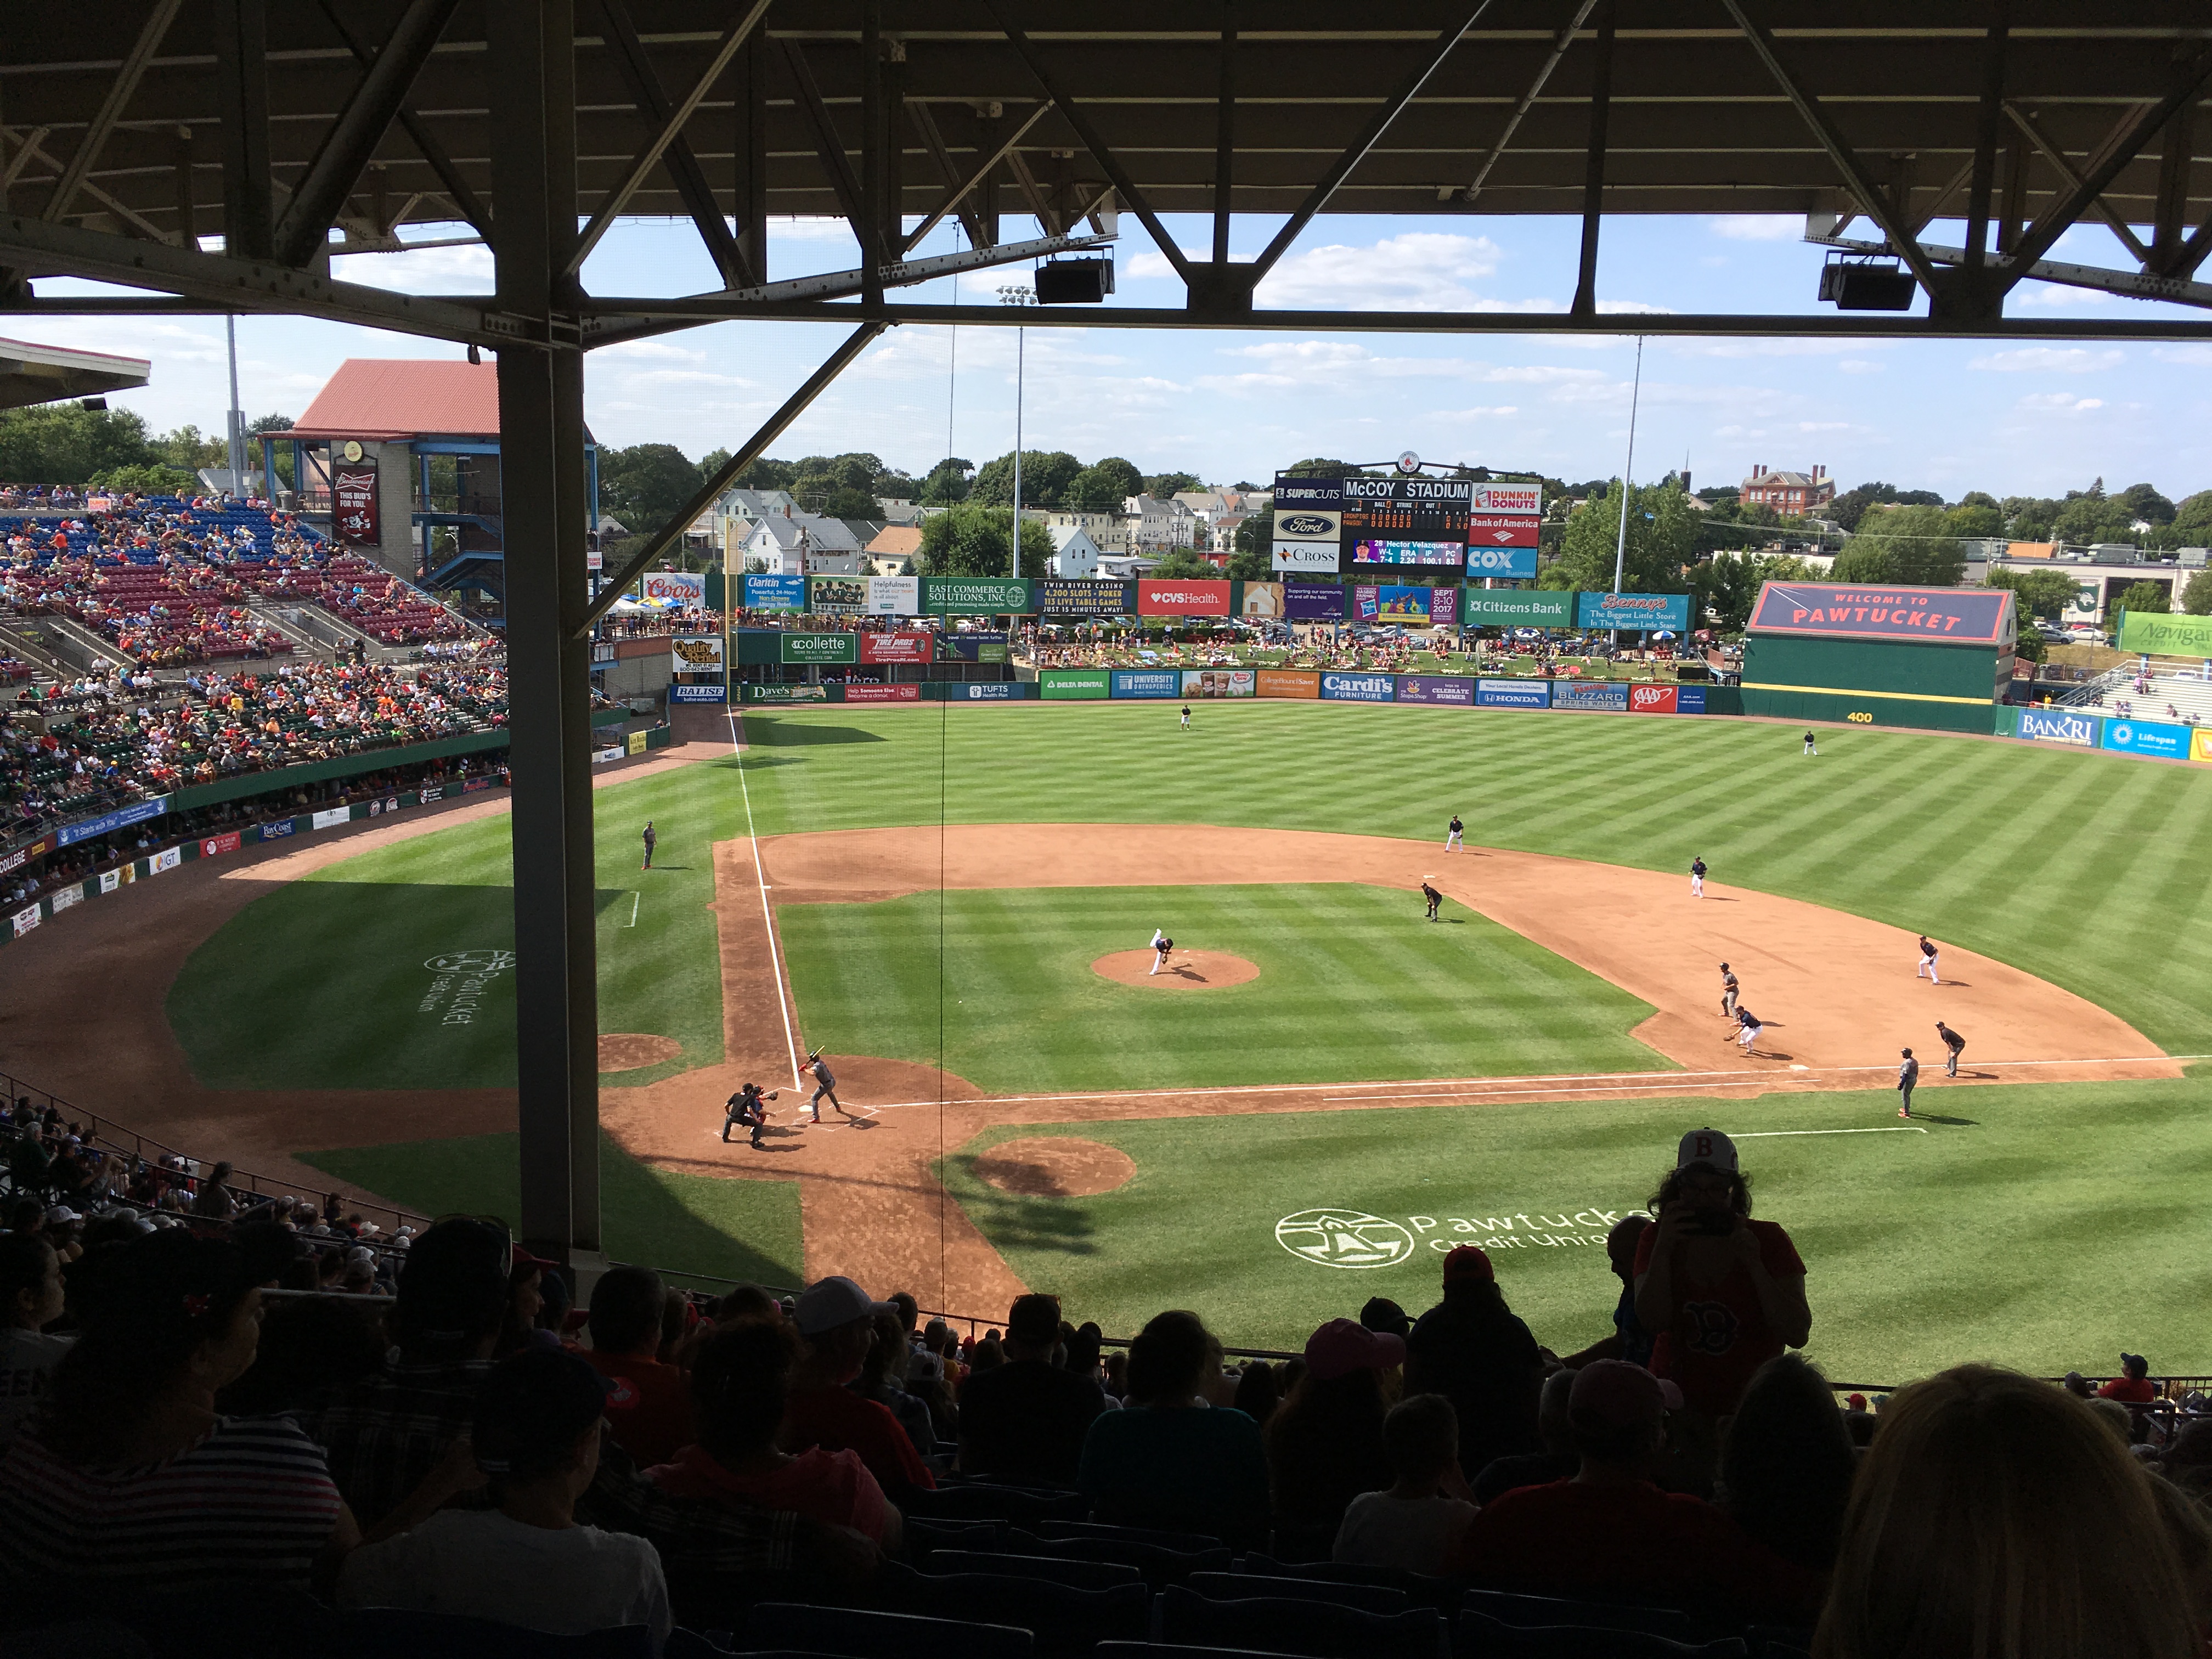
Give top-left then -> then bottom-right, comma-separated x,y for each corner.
1819,253 -> 1917,312
1034,258 -> 1114,304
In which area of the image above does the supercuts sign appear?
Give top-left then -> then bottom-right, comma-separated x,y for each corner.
1748,583 -> 2015,646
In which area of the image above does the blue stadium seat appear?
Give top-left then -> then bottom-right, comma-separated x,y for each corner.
880,1564 -> 1152,1657
1462,1592 -> 1700,1641
340,1607 -> 655,1658
1188,1573 -> 1411,1616
1453,1610 -> 1750,1659
741,1603 -> 1034,1659
926,1551 -> 1145,1590
1003,1527 -> 1232,1589
1156,1585 -> 1441,1659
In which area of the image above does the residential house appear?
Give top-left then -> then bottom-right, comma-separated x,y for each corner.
873,496 -> 927,526
1045,524 -> 1106,578
735,510 -> 865,575
1045,508 -> 1124,554
866,523 -> 924,575
1121,494 -> 1199,552
1741,465 -> 1835,515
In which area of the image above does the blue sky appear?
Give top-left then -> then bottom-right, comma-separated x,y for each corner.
27,209 -> 2212,502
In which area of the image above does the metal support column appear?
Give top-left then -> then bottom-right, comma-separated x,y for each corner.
1570,0 -> 1616,318
489,0 -> 601,1265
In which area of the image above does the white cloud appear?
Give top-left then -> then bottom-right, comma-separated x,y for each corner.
594,340 -> 706,363
2152,344 -> 2212,365
1968,347 -> 2123,373
2016,392 -> 2105,414
2011,283 -> 2115,309
331,241 -> 494,295
1797,420 -> 1853,431
1254,232 -> 1509,312
771,217 -> 865,243
1706,215 -> 1803,241
1836,360 -> 1884,375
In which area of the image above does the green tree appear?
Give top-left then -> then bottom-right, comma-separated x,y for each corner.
1545,481 -> 1699,595
1233,507 -> 1274,558
1224,544 -> 1272,582
917,504 -> 1015,577
1944,502 -> 2002,538
1831,505 -> 1965,584
2181,568 -> 2212,614
917,457 -> 973,505
2117,482 -> 2175,526
599,443 -> 704,530
0,403 -> 159,481
247,411 -> 296,488
1065,456 -> 1144,512
1689,551 -> 1810,632
1984,566 -> 2079,621
2052,490 -> 2136,547
1142,470 -> 1203,498
1145,546 -> 1219,579
88,462 -> 195,494
971,449 -> 1081,510
151,424 -> 227,473
2169,490 -> 2212,538
2118,579 -> 2171,616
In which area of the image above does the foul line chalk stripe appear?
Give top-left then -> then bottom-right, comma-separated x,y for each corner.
731,708 -> 804,1092
842,1054 -> 2194,1116
1731,1126 -> 1928,1138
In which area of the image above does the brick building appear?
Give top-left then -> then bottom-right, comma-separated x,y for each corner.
1741,464 -> 1835,515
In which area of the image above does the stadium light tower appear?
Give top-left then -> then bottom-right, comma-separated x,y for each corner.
1610,335 -> 1645,645
225,315 -> 247,496
997,282 -> 1036,575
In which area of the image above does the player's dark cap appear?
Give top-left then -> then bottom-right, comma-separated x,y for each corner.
2121,1352 -> 2150,1376
1901,1048 -> 1914,1057
1719,962 -> 1729,970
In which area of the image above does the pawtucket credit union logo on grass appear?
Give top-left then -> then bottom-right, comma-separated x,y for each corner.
1275,1209 -> 1417,1270
420,950 -> 517,1026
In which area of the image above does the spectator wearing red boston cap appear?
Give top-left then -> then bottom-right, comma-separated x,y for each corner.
1450,1359 -> 1819,1621
1404,1245 -> 1545,1481
1633,1128 -> 1810,1430
578,1267 -> 696,1470
1265,1318 -> 1406,1557
2099,1353 -> 2158,1404
782,1276 -> 936,1497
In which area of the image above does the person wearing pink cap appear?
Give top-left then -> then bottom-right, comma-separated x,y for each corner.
1265,1318 -> 1404,1554
1449,1359 -> 1818,1621
1632,1128 -> 1810,1426
1403,1245 -> 1545,1481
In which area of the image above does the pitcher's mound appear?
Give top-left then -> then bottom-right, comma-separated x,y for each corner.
600,1033 -> 682,1070
976,1137 -> 1137,1197
1093,949 -> 1260,989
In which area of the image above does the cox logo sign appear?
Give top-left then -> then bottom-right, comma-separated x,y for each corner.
1466,548 -> 1537,574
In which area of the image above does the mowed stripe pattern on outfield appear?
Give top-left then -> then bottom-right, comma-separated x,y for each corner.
738,703 -> 2212,1055
776,883 -> 1666,1094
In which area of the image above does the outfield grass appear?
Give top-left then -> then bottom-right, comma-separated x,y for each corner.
939,1070 -> 2212,1378
779,883 -> 1668,1094
738,702 -> 2212,1057
301,1131 -> 804,1290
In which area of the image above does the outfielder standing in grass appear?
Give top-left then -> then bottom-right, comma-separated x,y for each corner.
1898,1048 -> 1919,1118
1690,856 -> 1707,899
641,819 -> 656,871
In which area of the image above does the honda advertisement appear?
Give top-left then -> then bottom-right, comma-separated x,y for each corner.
1477,678 -> 1552,708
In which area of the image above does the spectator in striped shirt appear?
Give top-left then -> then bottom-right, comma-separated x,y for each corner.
0,1233 -> 365,1594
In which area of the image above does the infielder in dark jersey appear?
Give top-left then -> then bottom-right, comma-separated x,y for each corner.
1936,1020 -> 1966,1076
1421,882 -> 1442,921
641,820 -> 656,871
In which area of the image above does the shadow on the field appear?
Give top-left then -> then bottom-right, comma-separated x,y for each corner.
941,1152 -> 1102,1256
1910,1111 -> 1979,1126
735,723 -> 891,748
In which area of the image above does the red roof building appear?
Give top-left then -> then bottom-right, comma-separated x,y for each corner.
1741,464 -> 1835,515
290,358 -> 501,442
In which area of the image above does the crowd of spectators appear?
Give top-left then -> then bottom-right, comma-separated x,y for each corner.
1,657 -> 508,845
2,494 -> 473,665
1,1119 -> 2207,1656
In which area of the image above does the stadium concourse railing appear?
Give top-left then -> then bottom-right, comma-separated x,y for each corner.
11,1070 -> 2208,1404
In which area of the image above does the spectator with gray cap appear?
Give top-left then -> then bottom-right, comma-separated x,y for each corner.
782,1275 -> 935,1496
340,1347 -> 671,1650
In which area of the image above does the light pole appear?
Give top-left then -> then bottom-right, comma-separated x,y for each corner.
225,315 -> 247,495
997,283 -> 1036,574
1610,335 -> 1646,647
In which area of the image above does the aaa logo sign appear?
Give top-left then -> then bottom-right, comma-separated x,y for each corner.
1275,1208 -> 1417,1270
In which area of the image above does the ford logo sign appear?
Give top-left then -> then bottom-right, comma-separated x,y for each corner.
1278,514 -> 1333,537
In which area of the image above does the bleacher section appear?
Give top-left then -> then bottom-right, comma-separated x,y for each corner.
1,495 -> 473,666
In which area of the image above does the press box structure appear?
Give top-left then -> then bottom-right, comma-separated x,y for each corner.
1740,582 -> 2016,733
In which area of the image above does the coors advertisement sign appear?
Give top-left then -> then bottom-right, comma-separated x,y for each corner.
1271,472 -> 1343,574
333,459 -> 379,546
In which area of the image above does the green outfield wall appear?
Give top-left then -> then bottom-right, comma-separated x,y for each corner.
1741,635 -> 2009,733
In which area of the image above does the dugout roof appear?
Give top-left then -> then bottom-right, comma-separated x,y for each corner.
0,336 -> 150,410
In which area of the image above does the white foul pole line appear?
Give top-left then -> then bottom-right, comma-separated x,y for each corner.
729,708 -> 805,1090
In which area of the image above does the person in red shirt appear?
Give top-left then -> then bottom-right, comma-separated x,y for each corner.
1633,1128 -> 1810,1423
1449,1359 -> 1818,1623
781,1276 -> 935,1496
575,1265 -> 696,1469
2097,1352 -> 2158,1404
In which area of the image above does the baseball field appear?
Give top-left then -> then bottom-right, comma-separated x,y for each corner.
18,698 -> 2212,1383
